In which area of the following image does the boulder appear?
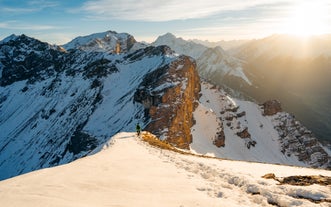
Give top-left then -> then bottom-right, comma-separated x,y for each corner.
236,127 -> 251,139
262,100 -> 282,116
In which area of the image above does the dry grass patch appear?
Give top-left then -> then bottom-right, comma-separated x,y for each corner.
140,131 -> 186,154
140,131 -> 220,159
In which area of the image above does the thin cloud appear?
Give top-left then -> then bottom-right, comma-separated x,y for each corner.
81,0 -> 285,22
28,0 -> 59,8
0,0 -> 59,14
0,7 -> 38,14
0,21 -> 60,31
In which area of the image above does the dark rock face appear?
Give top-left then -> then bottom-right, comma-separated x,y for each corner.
0,35 -> 121,87
134,55 -> 201,149
236,127 -> 251,139
262,100 -> 282,116
0,35 -> 65,86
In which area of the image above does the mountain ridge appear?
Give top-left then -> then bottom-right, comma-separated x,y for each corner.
0,33 -> 200,180
0,31 -> 330,181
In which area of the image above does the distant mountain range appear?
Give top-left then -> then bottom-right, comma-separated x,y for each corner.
153,33 -> 331,146
0,31 -> 330,181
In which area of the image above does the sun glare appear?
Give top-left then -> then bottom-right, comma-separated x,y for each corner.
283,2 -> 329,37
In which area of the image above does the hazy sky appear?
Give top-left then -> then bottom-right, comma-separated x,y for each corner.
1,0 -> 331,44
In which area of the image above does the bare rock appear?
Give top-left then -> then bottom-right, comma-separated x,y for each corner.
213,130 -> 225,147
262,100 -> 282,116
135,55 -> 201,149
236,127 -> 251,139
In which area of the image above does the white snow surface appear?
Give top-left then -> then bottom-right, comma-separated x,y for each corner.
191,82 -> 310,166
0,132 -> 330,207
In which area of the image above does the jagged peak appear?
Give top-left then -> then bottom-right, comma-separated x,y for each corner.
0,34 -> 64,53
0,34 -> 37,44
154,33 -> 185,44
62,30 -> 136,51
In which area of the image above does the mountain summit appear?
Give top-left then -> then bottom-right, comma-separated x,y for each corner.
62,30 -> 138,53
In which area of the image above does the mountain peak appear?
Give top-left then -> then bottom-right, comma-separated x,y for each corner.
0,34 -> 19,43
62,30 -> 137,53
153,33 -> 207,59
160,32 -> 177,39
0,34 -> 39,45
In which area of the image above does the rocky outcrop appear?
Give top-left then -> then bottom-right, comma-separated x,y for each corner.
262,100 -> 282,116
134,54 -> 201,149
273,113 -> 331,168
213,130 -> 225,147
236,127 -> 251,139
0,35 -> 65,86
263,173 -> 331,186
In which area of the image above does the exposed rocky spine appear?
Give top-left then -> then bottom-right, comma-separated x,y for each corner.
134,55 -> 201,149
261,101 -> 330,168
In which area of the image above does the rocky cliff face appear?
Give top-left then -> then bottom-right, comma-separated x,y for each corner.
271,112 -> 330,168
258,101 -> 330,168
134,55 -> 201,149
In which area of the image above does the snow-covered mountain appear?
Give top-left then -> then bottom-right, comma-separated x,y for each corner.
0,33 -> 194,180
153,33 -> 252,88
0,132 -> 330,207
62,30 -> 146,53
0,31 -> 330,182
152,33 -> 207,59
155,33 -> 331,147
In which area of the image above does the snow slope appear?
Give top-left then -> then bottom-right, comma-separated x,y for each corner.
191,82 -> 330,167
0,132 -> 330,207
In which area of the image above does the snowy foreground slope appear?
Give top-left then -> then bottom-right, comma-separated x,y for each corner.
0,132 -> 330,207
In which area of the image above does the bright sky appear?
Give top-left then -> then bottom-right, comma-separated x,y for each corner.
1,0 -> 331,44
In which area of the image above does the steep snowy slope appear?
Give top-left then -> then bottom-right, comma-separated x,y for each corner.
191,82 -> 330,168
0,132 -> 330,207
0,34 -> 185,180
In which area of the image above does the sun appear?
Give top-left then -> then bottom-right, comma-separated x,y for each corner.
282,2 -> 329,37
